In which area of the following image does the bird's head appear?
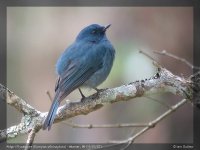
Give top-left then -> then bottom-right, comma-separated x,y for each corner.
76,24 -> 111,43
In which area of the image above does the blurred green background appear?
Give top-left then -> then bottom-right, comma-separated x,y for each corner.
7,7 -> 193,143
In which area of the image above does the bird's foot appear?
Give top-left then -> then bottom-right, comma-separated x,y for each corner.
92,88 -> 108,99
93,87 -> 106,93
80,98 -> 85,102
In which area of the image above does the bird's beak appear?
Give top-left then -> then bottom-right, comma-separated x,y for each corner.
103,24 -> 111,32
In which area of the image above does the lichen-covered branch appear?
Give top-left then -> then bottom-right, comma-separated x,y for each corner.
0,66 -> 194,142
1,84 -> 40,116
25,127 -> 37,150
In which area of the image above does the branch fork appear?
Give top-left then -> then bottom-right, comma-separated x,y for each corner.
0,65 -> 193,144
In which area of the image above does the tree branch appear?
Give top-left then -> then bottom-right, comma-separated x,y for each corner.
0,66 -> 194,143
2,84 -> 40,116
63,121 -> 149,129
25,127 -> 37,150
109,98 -> 188,144
153,50 -> 200,70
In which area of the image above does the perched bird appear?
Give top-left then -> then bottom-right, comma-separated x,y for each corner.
43,24 -> 115,130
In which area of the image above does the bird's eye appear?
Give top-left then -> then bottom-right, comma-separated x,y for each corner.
91,30 -> 97,34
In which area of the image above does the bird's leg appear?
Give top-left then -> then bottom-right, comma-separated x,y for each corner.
78,88 -> 85,102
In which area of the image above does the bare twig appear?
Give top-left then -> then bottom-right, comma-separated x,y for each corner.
25,128 -> 37,150
46,90 -> 53,102
138,49 -> 161,68
121,140 -> 132,150
63,121 -> 148,129
109,99 -> 188,144
153,50 -> 200,70
139,49 -> 157,62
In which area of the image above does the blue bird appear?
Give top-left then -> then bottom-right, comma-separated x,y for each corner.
43,24 -> 115,130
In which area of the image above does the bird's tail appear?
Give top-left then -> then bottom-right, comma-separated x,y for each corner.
43,98 -> 60,131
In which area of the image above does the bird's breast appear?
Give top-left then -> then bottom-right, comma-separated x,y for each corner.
83,43 -> 115,88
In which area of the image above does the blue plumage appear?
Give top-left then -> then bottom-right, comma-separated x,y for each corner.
43,24 -> 115,130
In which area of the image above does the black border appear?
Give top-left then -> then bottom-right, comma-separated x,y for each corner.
1,0 -> 199,150
2,0 -> 196,7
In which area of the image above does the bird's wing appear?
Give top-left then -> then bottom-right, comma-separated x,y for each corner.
55,46 -> 106,101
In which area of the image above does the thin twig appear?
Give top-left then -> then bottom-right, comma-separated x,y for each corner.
120,140 -> 132,150
139,49 -> 156,62
119,128 -> 137,150
46,90 -> 53,102
109,99 -> 188,144
153,50 -> 200,70
25,128 -> 36,150
138,49 -> 161,68
63,121 -> 148,128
